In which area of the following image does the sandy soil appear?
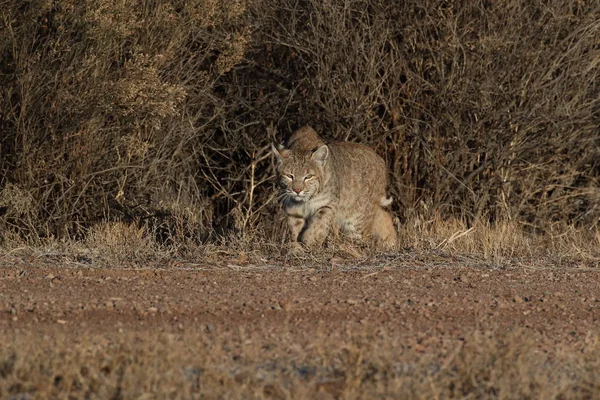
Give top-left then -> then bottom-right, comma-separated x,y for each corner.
2,260 -> 599,347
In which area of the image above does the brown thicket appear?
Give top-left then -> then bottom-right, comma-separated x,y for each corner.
1,0 -> 598,243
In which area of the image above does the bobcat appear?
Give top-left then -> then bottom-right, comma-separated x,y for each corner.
272,126 -> 397,251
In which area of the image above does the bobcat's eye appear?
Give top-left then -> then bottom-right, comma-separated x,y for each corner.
304,174 -> 313,180
283,173 -> 294,180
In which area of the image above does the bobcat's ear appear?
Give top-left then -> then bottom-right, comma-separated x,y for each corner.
311,144 -> 329,166
271,143 -> 290,164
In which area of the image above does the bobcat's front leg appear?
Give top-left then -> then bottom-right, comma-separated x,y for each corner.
286,213 -> 306,254
287,214 -> 306,242
299,206 -> 334,248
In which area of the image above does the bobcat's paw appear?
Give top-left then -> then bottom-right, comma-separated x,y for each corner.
287,242 -> 307,257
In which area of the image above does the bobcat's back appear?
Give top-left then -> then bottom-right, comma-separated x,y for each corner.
285,125 -> 325,151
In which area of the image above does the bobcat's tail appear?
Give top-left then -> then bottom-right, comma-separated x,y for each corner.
380,196 -> 393,207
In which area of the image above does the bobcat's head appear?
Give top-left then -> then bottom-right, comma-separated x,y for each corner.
272,143 -> 329,204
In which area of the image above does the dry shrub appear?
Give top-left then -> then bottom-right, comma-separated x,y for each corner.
0,0 -> 598,247
0,0 -> 259,241
264,0 -> 600,230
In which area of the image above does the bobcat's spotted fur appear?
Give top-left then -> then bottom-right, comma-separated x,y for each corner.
272,126 -> 397,250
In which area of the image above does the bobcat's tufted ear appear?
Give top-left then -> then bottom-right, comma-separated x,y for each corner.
311,144 -> 329,166
271,143 -> 290,164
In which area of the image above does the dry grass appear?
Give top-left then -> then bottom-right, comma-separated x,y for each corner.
1,328 -> 599,399
399,217 -> 600,265
1,218 -> 598,270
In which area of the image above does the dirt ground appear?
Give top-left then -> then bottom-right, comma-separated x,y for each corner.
1,255 -> 600,398
2,259 -> 599,340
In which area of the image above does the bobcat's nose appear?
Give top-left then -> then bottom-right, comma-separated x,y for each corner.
293,187 -> 302,194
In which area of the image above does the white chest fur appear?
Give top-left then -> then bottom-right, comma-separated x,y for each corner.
285,192 -> 332,218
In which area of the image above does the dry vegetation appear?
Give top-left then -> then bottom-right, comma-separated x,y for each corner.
0,0 -> 598,255
0,1 -> 599,397
2,329 -> 600,399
